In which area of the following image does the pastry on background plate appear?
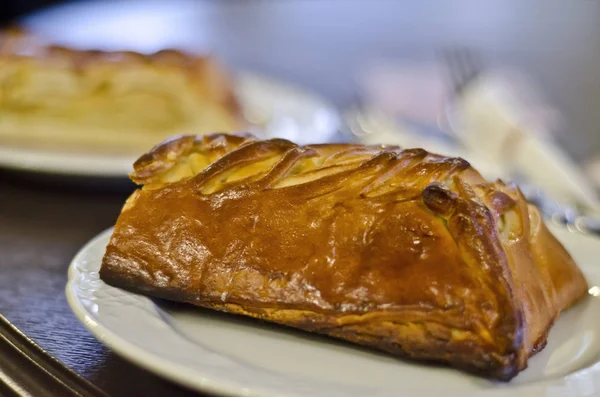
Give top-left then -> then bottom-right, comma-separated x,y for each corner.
0,29 -> 244,154
100,133 -> 588,381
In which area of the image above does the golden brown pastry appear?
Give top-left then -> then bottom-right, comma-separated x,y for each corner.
100,133 -> 588,380
0,29 -> 243,153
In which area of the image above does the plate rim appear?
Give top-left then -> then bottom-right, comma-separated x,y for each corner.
66,226 -> 600,397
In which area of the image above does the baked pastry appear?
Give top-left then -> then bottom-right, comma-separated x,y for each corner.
100,133 -> 588,380
0,29 -> 243,153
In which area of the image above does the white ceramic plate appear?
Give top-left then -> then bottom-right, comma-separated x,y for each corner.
67,224 -> 600,397
0,72 -> 341,178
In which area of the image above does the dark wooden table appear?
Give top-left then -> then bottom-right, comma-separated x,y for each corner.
2,0 -> 600,396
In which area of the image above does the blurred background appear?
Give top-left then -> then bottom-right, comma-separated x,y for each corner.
2,0 -> 600,223
1,0 -> 60,24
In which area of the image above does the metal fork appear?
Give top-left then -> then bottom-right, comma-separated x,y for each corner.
441,47 -> 485,98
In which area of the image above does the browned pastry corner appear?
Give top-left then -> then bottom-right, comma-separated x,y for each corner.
0,29 -> 244,153
100,133 -> 588,381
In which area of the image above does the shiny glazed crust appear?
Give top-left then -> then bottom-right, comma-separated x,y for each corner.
100,133 -> 588,380
0,29 -> 244,152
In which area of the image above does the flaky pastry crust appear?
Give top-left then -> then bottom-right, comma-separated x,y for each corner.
100,133 -> 588,380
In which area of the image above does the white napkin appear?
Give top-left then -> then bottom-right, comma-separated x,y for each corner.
455,72 -> 600,211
